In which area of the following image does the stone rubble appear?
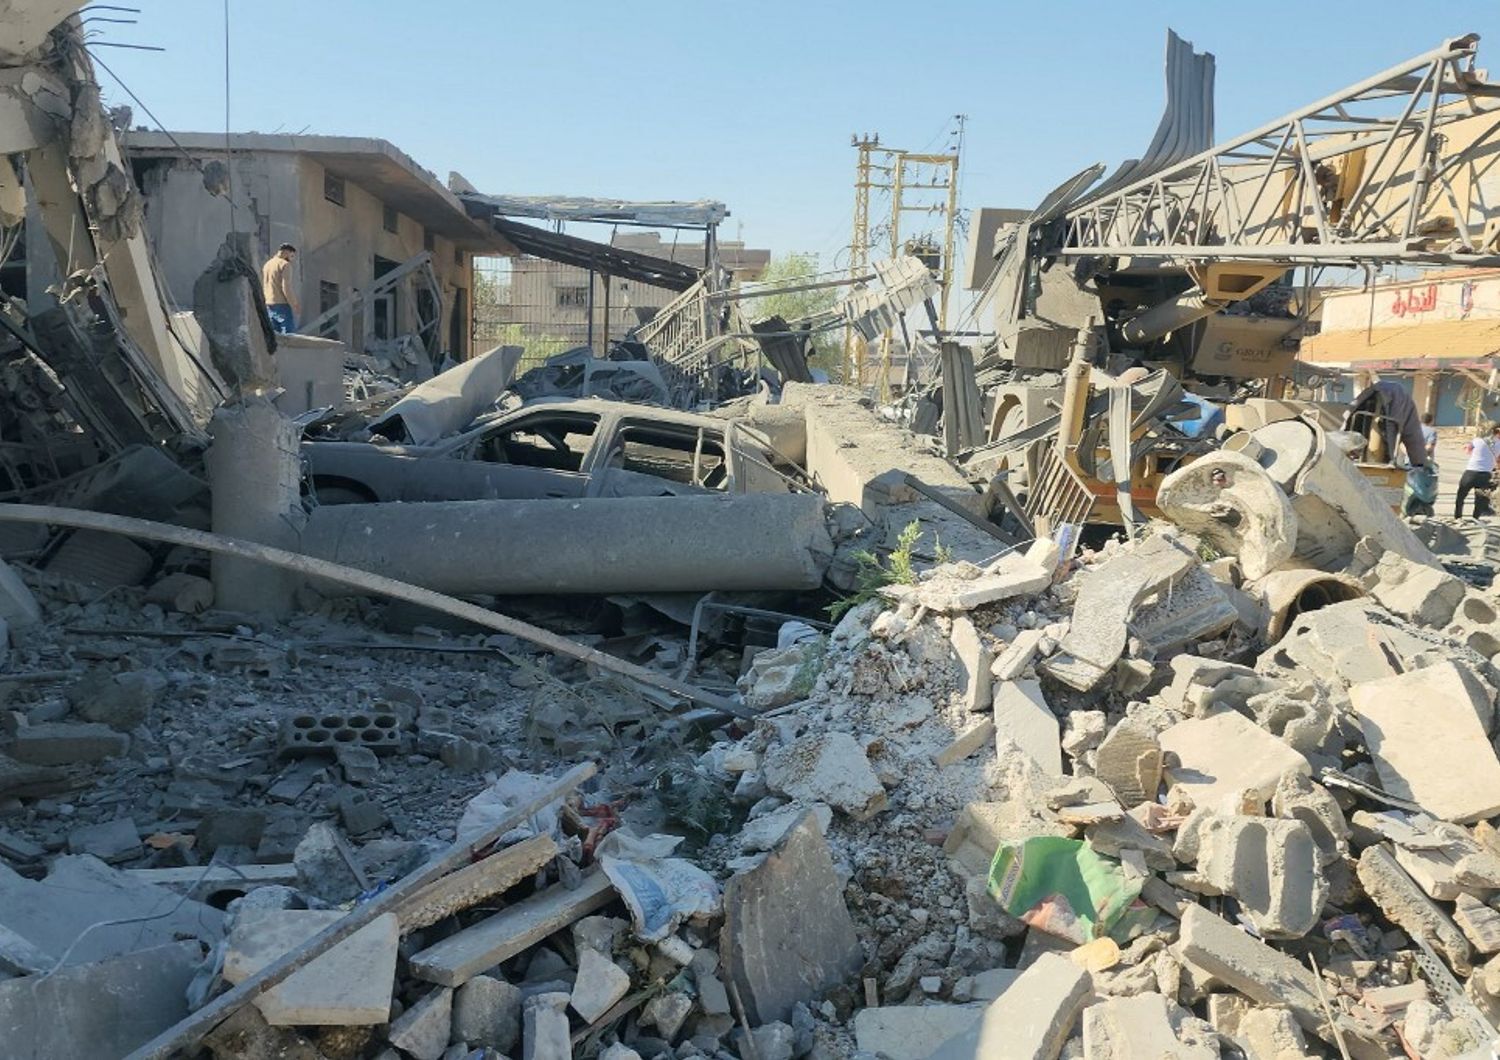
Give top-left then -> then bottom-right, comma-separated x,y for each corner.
5,484 -> 1500,1059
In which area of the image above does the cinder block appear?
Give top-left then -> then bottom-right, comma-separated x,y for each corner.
278,709 -> 402,757
1196,816 -> 1326,938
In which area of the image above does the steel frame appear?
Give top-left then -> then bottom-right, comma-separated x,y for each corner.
1056,34 -> 1500,266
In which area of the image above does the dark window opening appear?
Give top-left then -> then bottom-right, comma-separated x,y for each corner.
372,256 -> 400,341
453,247 -> 464,267
423,228 -> 436,253
318,281 -> 341,340
473,415 -> 599,471
557,285 -> 589,309
382,205 -> 398,234
323,171 -> 346,207
612,425 -> 727,490
450,287 -> 468,360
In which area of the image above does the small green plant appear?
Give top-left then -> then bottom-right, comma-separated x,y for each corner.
827,520 -> 924,620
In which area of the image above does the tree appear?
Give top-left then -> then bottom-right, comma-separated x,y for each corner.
738,252 -> 844,376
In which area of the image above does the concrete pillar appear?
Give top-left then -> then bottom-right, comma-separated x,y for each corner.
1412,371 -> 1438,421
299,494 -> 832,596
205,398 -> 304,615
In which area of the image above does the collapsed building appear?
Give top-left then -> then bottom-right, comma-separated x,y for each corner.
6,5 -> 1500,1060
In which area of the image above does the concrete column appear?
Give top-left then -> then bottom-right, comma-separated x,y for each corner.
299,494 -> 832,596
1412,371 -> 1438,420
205,397 -> 305,615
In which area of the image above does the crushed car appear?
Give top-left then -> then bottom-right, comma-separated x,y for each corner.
302,397 -> 800,504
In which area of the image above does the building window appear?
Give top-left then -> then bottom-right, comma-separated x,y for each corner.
423,228 -> 436,253
382,205 -> 398,234
453,247 -> 464,267
323,171 -> 346,207
318,281 -> 341,339
557,285 -> 589,309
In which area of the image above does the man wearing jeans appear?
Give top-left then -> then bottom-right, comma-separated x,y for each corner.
1456,423 -> 1500,518
261,243 -> 299,333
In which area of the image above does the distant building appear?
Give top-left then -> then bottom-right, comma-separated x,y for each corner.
122,131 -> 514,361
1298,268 -> 1500,426
486,232 -> 770,352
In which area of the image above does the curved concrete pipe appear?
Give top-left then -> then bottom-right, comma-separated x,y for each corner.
300,493 -> 833,596
1249,566 -> 1366,643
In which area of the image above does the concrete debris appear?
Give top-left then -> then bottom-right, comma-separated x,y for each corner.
1,40 -> 1499,1053
1350,662 -> 1500,824
222,909 -> 399,1025
721,811 -> 863,1026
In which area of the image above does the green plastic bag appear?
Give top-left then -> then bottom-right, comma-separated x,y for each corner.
987,835 -> 1143,944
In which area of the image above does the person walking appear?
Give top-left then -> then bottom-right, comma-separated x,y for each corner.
1420,412 -> 1438,459
261,243 -> 300,334
1456,422 -> 1500,518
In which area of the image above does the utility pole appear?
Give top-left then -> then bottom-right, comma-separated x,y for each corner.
847,128 -> 963,395
847,134 -> 879,385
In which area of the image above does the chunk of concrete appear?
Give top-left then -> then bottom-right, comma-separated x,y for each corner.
1356,845 -> 1471,975
66,816 -> 141,862
929,952 -> 1091,1060
1159,711 -> 1309,808
993,679 -> 1061,776
913,556 -> 1052,613
1271,771 -> 1349,867
1081,992 -> 1215,1059
522,991 -> 571,1060
1196,816 -> 1326,938
950,617 -> 992,711
1369,552 -> 1467,629
0,560 -> 40,628
992,628 -> 1046,682
1157,450 -> 1296,581
738,801 -> 832,853
853,1004 -> 984,1060
0,855 -> 222,967
452,974 -> 521,1052
388,987 -> 453,1060
1092,721 -> 1161,807
943,800 -> 1071,877
1043,535 -> 1196,691
223,909 -> 399,1025
1454,893 -> 1500,955
721,811 -> 863,1025
934,719 -> 996,767
641,990 -> 692,1040
293,821 -> 364,904
1349,662 -> 1500,823
763,731 -> 887,821
0,941 -> 199,1059
570,946 -> 631,1023
1175,904 -> 1326,1036
10,721 -> 128,765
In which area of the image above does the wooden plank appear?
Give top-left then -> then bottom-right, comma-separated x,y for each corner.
409,870 -> 616,987
125,762 -> 596,1060
396,834 -> 558,933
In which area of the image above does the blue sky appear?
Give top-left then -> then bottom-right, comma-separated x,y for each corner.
96,2 -> 1500,275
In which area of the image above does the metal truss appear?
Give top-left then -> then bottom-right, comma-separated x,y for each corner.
1055,33 -> 1500,265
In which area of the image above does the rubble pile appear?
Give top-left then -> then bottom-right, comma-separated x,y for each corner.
709,514 -> 1500,1058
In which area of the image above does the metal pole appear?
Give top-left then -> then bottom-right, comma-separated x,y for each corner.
586,265 -> 595,351
601,272 -> 611,351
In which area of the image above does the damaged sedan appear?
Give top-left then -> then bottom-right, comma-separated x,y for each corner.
303,398 -> 799,504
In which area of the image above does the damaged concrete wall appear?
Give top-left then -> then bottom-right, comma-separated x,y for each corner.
136,152 -> 303,308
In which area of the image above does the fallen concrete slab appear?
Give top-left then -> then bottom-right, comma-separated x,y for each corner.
1081,992 -> 1215,1059
1175,904 -> 1326,1036
762,731 -> 887,820
0,941 -> 199,1059
1349,662 -> 1500,824
0,854 -> 223,967
853,1004 -> 984,1060
395,833 -> 558,933
721,810 -> 864,1026
1356,844 -> 1471,975
1159,710 -> 1309,809
222,909 -> 399,1025
929,952 -> 1091,1060
993,679 -> 1062,776
409,870 -> 616,987
1044,535 -> 1196,691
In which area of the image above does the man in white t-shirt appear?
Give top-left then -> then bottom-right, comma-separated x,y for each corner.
1457,423 -> 1500,518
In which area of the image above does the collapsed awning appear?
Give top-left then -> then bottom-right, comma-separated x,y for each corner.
477,215 -> 701,292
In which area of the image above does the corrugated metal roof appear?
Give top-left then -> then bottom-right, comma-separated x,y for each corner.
1299,316 -> 1500,364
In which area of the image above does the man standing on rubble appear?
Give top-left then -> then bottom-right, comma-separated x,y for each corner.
261,243 -> 300,334
1456,423 -> 1500,518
